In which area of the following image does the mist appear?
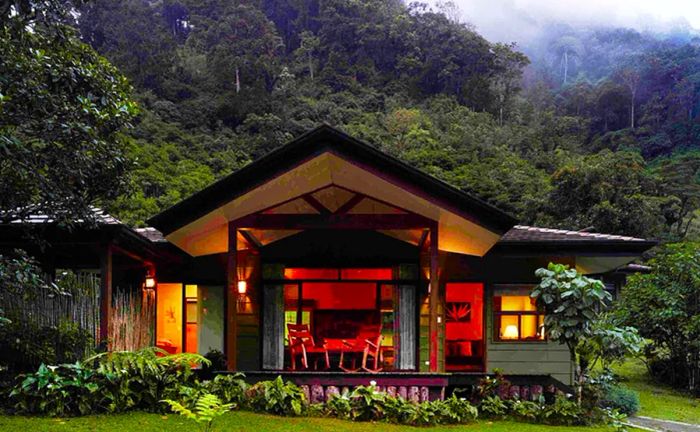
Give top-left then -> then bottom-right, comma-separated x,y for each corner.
428,0 -> 700,44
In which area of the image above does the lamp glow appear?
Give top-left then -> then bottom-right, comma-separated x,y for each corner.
144,276 -> 156,289
237,280 -> 247,294
503,324 -> 519,339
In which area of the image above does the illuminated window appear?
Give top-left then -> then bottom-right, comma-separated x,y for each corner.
493,295 -> 545,342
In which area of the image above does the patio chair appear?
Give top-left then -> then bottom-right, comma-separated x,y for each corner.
361,333 -> 383,373
287,323 -> 330,370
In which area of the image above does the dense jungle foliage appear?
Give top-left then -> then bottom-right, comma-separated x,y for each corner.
64,0 -> 700,241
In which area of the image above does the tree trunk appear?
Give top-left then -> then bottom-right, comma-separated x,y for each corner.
308,54 -> 314,80
235,67 -> 240,94
630,90 -> 636,129
563,51 -> 569,85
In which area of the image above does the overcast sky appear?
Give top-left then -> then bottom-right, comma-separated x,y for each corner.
429,0 -> 700,43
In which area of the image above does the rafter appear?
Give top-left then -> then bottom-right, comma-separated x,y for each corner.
334,193 -> 365,214
239,229 -> 262,249
301,194 -> 331,215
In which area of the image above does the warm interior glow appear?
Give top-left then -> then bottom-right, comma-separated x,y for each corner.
445,283 -> 484,371
237,280 -> 247,294
156,283 -> 183,354
495,295 -> 545,341
283,276 -> 396,370
503,325 -> 519,339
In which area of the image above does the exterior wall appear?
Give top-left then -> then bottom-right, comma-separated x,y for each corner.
484,285 -> 573,386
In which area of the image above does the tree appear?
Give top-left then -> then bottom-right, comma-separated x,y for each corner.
551,36 -> 584,85
491,43 -> 530,126
532,263 -> 612,403
1,0 -> 137,226
616,242 -> 700,393
618,67 -> 640,129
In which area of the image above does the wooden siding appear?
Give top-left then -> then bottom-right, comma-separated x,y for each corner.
484,285 -> 573,385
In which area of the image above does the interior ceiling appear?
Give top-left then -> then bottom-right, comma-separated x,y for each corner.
165,151 -> 503,257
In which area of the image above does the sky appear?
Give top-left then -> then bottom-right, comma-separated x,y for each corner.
429,0 -> 700,44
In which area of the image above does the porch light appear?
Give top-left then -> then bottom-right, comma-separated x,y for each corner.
503,324 -> 519,339
237,280 -> 247,294
144,276 -> 156,290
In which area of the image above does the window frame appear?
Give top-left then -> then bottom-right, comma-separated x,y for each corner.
492,285 -> 546,343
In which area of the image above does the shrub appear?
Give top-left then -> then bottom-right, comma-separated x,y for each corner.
540,394 -> 583,425
9,363 -> 102,416
204,373 -> 248,406
479,395 -> 508,419
90,348 -> 209,413
600,385 -> 640,415
440,394 -> 479,424
245,375 -> 306,416
324,393 -> 353,419
509,398 -> 543,422
0,320 -> 94,375
347,384 -> 386,421
200,349 -> 227,380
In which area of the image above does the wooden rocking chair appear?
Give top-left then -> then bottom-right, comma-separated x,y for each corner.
339,325 -> 383,373
287,323 -> 330,370
361,333 -> 383,373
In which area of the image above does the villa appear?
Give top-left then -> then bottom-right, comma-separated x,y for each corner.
0,125 -> 655,397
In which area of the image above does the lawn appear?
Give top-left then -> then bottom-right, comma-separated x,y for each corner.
612,358 -> 700,424
0,411 -> 618,432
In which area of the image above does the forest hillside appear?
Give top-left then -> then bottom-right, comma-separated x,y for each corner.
76,0 -> 700,242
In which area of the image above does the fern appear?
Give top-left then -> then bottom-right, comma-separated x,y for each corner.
162,393 -> 233,432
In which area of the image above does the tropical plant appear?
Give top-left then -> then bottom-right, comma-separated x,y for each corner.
478,395 -> 508,419
245,375 -> 306,416
347,383 -> 386,421
532,263 -> 613,403
540,394 -> 583,425
88,347 -> 209,412
10,362 -> 102,416
204,373 -> 248,406
162,393 -> 233,432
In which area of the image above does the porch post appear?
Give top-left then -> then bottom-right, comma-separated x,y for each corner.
429,224 -> 439,372
99,244 -> 113,346
226,222 -> 238,370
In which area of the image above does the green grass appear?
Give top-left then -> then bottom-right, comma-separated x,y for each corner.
612,358 -> 700,424
0,411 -> 616,432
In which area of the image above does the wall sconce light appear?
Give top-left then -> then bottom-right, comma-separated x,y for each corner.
237,280 -> 247,295
144,275 -> 156,290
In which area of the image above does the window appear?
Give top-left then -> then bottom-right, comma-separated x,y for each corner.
493,295 -> 545,342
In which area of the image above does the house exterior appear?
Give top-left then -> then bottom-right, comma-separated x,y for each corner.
0,125 -> 654,394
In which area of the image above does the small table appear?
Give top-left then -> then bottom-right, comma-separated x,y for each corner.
324,338 -> 365,371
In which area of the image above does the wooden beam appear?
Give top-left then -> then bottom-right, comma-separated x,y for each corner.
302,194 -> 331,215
239,229 -> 262,249
418,228 -> 429,250
232,213 -> 432,230
226,222 -> 238,370
99,244 -> 113,346
335,194 -> 365,214
429,224 -> 439,373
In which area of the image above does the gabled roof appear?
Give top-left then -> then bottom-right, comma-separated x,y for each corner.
147,125 -> 517,236
494,225 -> 656,256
